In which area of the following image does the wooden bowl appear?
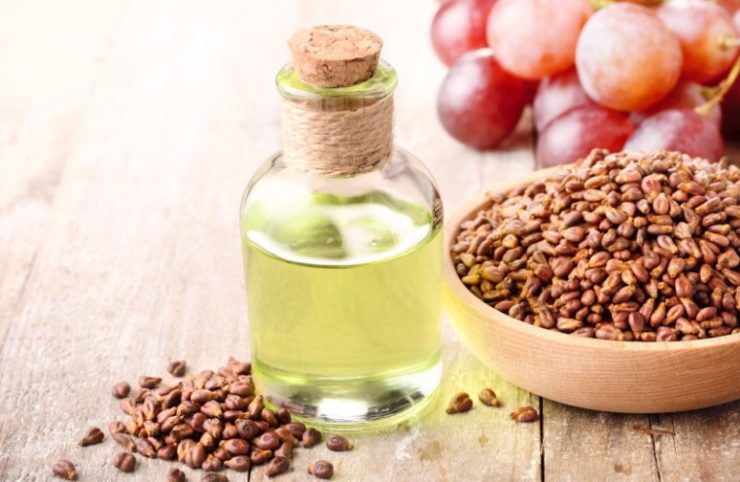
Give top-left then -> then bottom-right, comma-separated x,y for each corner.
443,170 -> 740,413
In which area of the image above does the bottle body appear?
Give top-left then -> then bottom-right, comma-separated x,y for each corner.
240,148 -> 442,426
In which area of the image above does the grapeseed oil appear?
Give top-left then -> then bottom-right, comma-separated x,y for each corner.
242,190 -> 442,427
242,25 -> 444,428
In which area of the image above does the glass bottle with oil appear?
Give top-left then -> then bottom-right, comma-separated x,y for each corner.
240,25 -> 442,428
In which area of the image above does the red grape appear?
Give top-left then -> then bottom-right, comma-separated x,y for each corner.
719,0 -> 740,14
724,115 -> 740,139
431,0 -> 497,66
576,3 -> 682,112
437,49 -> 532,149
532,68 -> 595,131
657,0 -> 739,84
486,0 -> 592,80
625,109 -> 724,163
630,81 -> 722,128
536,105 -> 634,168
723,74 -> 740,139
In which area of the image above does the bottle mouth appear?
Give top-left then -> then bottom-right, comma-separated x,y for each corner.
275,60 -> 397,103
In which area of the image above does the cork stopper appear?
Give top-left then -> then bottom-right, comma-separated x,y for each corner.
288,25 -> 383,88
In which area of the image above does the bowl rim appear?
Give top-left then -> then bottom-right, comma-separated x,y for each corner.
443,168 -> 740,353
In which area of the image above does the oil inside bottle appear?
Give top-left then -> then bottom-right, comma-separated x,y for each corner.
242,187 -> 442,428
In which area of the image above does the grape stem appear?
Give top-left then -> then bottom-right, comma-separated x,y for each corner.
721,37 -> 740,49
589,0 -> 664,8
696,54 -> 740,117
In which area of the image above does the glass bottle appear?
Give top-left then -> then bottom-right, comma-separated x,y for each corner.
240,25 -> 443,428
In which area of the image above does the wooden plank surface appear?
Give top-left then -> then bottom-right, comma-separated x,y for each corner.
0,1 -> 738,481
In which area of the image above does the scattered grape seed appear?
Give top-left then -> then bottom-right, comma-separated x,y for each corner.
478,388 -> 503,407
510,406 -> 540,423
111,381 -> 131,399
167,360 -> 187,377
167,467 -> 186,482
112,452 -> 137,473
302,427 -> 322,448
445,392 -> 473,414
224,455 -> 250,472
52,460 -> 77,480
326,434 -> 353,452
53,357 -> 339,479
266,455 -> 290,477
309,460 -> 335,480
201,473 -> 228,482
78,427 -> 104,447
139,376 -> 162,389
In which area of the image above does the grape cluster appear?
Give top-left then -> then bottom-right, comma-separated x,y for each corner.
432,0 -> 740,166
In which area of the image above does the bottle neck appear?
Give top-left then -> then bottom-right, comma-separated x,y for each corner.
276,62 -> 397,177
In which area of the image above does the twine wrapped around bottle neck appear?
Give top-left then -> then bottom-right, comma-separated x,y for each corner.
281,95 -> 393,176
281,25 -> 393,176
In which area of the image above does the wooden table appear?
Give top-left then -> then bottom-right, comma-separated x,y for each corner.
1,1 -> 738,480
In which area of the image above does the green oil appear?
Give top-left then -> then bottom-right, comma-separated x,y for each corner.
241,190 -> 442,427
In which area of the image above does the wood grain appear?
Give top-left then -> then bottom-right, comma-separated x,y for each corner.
0,0 -> 737,481
0,1 -> 538,481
